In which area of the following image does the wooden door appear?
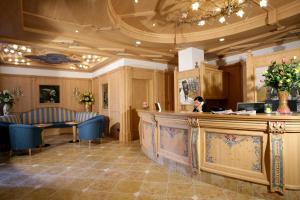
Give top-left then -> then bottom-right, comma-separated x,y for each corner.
131,79 -> 149,140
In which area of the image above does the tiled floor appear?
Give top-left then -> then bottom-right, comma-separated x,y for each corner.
0,134 -> 287,200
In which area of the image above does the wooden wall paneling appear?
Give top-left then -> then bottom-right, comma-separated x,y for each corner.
219,62 -> 243,110
245,51 -> 256,102
92,77 -> 99,112
0,74 -> 33,113
165,69 -> 174,111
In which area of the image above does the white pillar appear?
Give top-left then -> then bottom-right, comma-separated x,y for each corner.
178,47 -> 204,72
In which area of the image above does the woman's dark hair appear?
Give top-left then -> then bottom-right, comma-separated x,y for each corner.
194,96 -> 209,112
194,96 -> 204,102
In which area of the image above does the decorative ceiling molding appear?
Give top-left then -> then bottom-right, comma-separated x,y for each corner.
108,0 -> 300,44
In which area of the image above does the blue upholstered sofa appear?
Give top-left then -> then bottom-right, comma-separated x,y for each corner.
0,107 -> 105,151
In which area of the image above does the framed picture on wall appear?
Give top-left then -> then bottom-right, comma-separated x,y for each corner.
102,83 -> 108,109
39,85 -> 60,103
178,77 -> 200,105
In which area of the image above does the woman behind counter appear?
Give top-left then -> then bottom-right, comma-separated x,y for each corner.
193,96 -> 209,112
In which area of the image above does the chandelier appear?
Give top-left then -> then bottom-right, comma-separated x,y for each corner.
176,0 -> 268,26
1,44 -> 32,65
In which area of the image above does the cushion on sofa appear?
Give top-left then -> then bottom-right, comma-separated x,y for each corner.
75,112 -> 98,122
21,107 -> 76,124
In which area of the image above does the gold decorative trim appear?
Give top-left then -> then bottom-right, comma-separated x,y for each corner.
268,121 -> 286,134
187,118 -> 200,128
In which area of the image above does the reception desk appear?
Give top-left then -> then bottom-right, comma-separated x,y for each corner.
138,110 -> 300,194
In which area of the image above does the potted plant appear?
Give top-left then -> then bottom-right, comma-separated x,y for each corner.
263,58 -> 300,113
79,91 -> 95,112
0,90 -> 15,115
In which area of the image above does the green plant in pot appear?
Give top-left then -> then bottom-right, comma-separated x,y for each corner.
263,58 -> 300,114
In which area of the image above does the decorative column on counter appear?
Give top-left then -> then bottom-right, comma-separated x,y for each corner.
187,117 -> 201,173
268,121 -> 286,194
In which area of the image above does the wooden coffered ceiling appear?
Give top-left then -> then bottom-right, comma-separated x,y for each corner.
0,0 -> 300,71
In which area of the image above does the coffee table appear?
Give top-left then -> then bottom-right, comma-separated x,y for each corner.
34,123 -> 53,147
65,121 -> 79,143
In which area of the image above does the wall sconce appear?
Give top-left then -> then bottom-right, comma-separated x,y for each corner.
73,87 -> 81,98
12,87 -> 23,101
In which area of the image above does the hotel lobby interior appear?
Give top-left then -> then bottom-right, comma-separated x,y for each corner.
0,0 -> 300,199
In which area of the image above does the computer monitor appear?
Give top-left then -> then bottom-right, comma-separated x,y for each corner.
236,102 -> 265,113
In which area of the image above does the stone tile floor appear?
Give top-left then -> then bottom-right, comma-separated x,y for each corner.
0,134 -> 290,200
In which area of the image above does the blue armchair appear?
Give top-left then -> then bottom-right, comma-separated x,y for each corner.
77,116 -> 104,147
9,124 -> 43,156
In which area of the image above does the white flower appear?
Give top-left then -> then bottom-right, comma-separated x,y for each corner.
3,90 -> 9,94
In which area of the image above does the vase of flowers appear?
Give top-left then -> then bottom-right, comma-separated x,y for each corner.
263,58 -> 300,114
79,91 -> 95,112
0,90 -> 15,115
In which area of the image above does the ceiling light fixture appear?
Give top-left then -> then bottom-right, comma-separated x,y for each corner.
198,20 -> 205,26
259,0 -> 268,7
219,38 -> 225,42
219,16 -> 226,24
174,0 -> 266,26
135,41 -> 141,45
1,43 -> 32,65
75,30 -> 79,33
236,9 -> 245,18
192,2 -> 200,11
134,0 -> 138,3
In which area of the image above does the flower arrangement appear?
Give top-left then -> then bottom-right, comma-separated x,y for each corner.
263,58 -> 300,92
79,91 -> 95,105
0,90 -> 15,105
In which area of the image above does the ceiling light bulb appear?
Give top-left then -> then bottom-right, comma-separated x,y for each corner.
70,66 -> 76,70
93,55 -> 97,58
97,58 -> 101,62
135,41 -> 141,45
238,0 -> 244,4
219,16 -> 226,23
86,59 -> 90,62
8,58 -> 12,62
192,2 -> 200,11
21,59 -> 25,63
21,46 -> 26,51
87,55 -> 92,58
259,0 -> 267,7
12,44 -> 18,49
18,51 -> 22,56
236,10 -> 245,18
15,58 -> 19,62
26,48 -> 31,53
152,23 -> 156,27
26,62 -> 30,65
3,48 -> 9,53
14,62 -> 19,65
82,55 -> 86,59
134,0 -> 138,3
10,49 -> 15,53
75,30 -> 79,33
215,7 -> 221,12
219,38 -> 225,42
198,20 -> 205,26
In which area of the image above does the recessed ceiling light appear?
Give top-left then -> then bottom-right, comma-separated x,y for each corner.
12,44 -> 18,49
26,48 -> 31,53
75,30 -> 79,33
152,23 -> 156,27
134,0 -> 138,3
219,38 -> 225,42
3,48 -> 9,53
135,41 -> 141,45
8,58 -> 12,62
26,62 -> 30,65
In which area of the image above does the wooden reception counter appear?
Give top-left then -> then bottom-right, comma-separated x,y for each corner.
138,110 -> 300,194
